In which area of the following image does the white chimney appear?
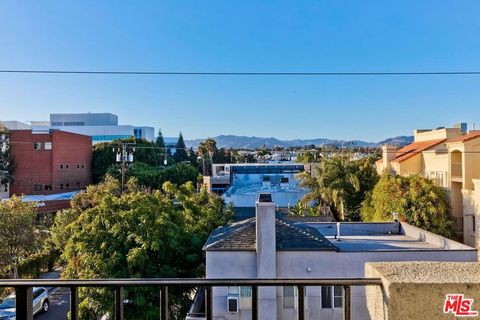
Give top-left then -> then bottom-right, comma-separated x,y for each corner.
255,193 -> 277,320
382,144 -> 397,172
256,193 -> 276,278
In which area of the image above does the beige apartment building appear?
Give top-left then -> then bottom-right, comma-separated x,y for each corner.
376,124 -> 480,247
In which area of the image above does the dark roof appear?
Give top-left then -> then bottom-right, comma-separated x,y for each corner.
203,216 -> 337,252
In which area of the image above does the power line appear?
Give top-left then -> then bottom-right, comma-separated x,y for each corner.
2,70 -> 480,76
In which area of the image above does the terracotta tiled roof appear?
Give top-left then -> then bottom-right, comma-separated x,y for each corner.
447,131 -> 480,143
391,139 -> 446,163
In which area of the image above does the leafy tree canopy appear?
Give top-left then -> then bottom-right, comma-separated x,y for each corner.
107,162 -> 199,190
361,174 -> 454,238
0,196 -> 40,278
52,177 -> 232,318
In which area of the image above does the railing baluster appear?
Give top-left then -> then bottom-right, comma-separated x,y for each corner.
115,286 -> 124,320
297,285 -> 305,320
252,285 -> 258,320
15,287 -> 33,320
160,285 -> 169,320
206,286 -> 213,320
70,286 -> 78,320
344,285 -> 351,320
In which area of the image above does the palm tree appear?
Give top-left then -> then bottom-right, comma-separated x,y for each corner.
299,156 -> 360,221
198,138 -> 217,175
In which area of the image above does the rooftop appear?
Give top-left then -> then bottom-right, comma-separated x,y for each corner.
391,139 -> 446,163
447,131 -> 480,143
203,217 -> 337,251
205,219 -> 475,253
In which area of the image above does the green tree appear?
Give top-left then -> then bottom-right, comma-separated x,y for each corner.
155,129 -> 165,150
361,174 -> 454,237
299,156 -> 378,221
174,132 -> 188,163
0,123 -> 12,189
197,138 -> 217,175
92,138 -> 163,183
107,162 -> 199,190
0,196 -> 40,278
53,177 -> 232,318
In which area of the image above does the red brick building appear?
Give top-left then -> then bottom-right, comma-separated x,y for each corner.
9,129 -> 92,196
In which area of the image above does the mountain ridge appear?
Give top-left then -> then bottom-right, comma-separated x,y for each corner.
185,135 -> 413,149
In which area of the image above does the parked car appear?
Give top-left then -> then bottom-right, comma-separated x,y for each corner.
0,287 -> 49,319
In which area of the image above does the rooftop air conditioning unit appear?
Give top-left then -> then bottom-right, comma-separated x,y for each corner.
227,296 -> 239,313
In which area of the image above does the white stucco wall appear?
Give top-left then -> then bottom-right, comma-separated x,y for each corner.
206,249 -> 477,320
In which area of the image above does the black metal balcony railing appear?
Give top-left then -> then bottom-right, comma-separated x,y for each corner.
0,278 -> 383,320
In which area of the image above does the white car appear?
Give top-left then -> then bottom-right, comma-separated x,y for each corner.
0,287 -> 49,319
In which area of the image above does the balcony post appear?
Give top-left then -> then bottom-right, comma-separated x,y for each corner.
344,285 -> 351,320
70,286 -> 78,320
252,285 -> 258,320
160,285 -> 169,320
206,286 -> 213,320
115,286 -> 124,320
14,286 -> 33,320
297,285 -> 305,320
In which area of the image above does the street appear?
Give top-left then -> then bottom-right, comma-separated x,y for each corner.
35,287 -> 69,320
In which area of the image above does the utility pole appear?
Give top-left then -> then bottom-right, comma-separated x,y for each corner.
113,142 -> 135,191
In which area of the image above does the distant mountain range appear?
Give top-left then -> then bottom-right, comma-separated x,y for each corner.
185,135 -> 413,149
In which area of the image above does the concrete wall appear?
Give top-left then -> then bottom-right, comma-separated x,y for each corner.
365,262 -> 480,320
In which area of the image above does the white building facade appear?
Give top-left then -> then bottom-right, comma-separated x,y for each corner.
201,197 -> 477,320
30,113 -> 154,143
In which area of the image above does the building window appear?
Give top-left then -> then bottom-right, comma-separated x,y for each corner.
240,287 -> 252,309
60,164 -> 64,170
77,182 -> 81,187
436,172 -> 444,187
64,121 -> 85,126
33,142 -> 42,150
60,184 -> 64,190
77,165 -> 80,169
65,164 -> 69,170
33,184 -> 42,191
473,216 -> 476,232
81,164 -> 85,168
65,183 -> 70,189
44,142 -> 52,150
283,286 -> 296,309
321,286 -> 343,309
45,185 -> 52,191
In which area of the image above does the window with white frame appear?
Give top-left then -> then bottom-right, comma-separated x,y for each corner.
228,286 -> 252,309
321,286 -> 343,309
44,142 -> 52,150
436,171 -> 444,187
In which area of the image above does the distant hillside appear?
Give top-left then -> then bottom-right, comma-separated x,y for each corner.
185,135 -> 413,149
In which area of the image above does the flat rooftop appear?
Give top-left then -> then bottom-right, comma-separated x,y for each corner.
325,234 -> 443,252
308,222 -> 474,252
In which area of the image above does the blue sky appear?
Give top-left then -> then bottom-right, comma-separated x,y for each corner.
1,1 -> 480,142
